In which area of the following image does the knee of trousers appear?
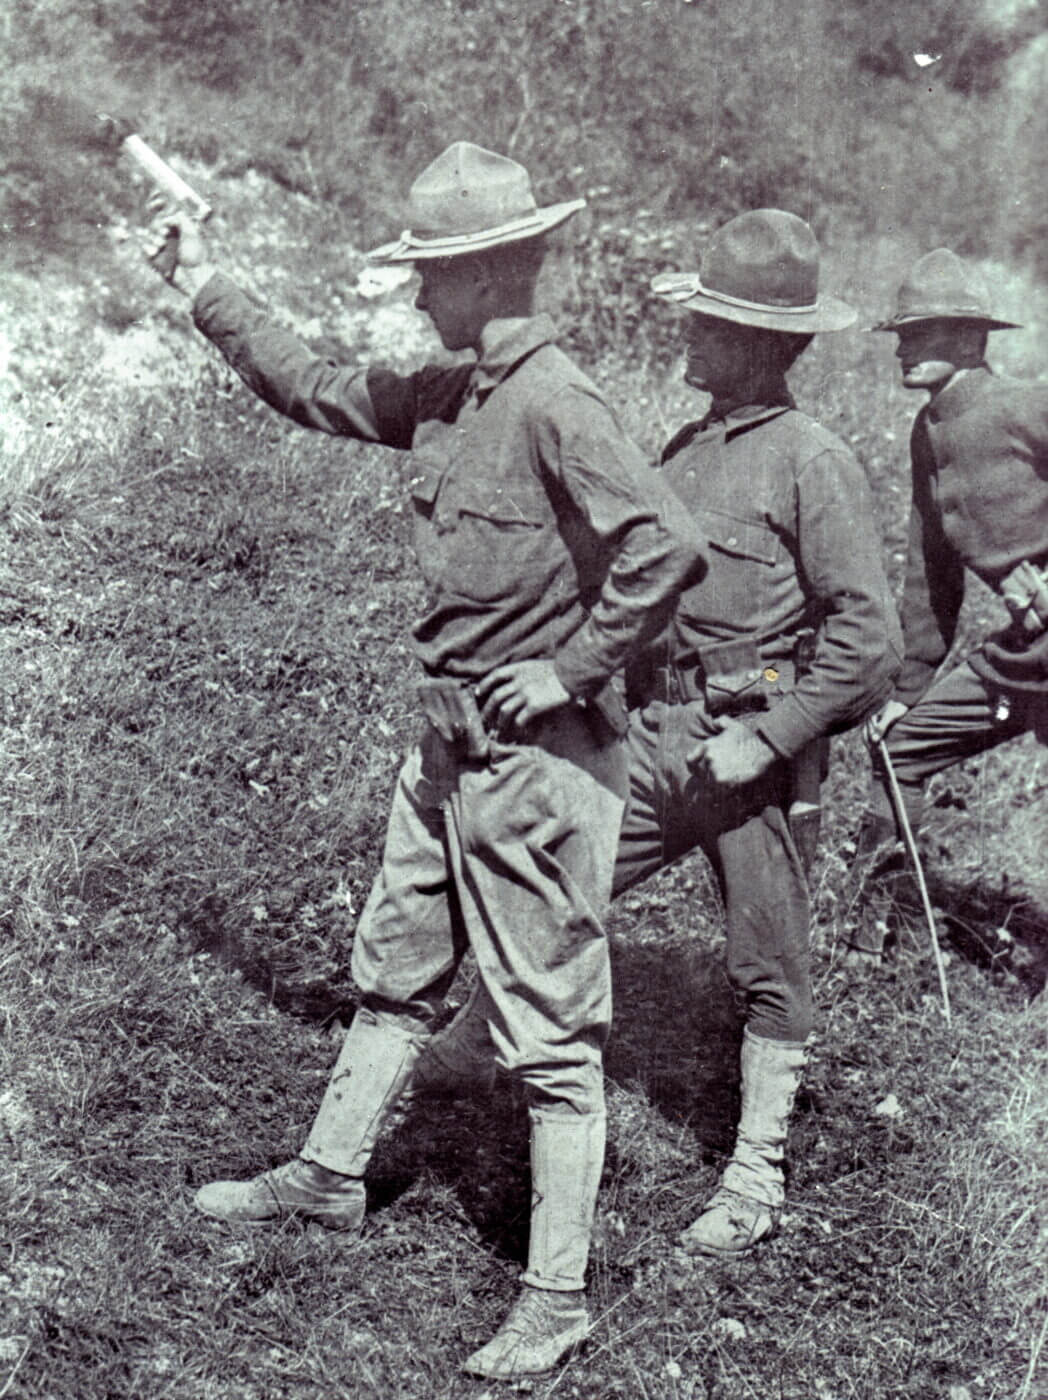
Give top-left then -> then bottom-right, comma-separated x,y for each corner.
518,1058 -> 605,1118
725,947 -> 813,1044
357,994 -> 438,1037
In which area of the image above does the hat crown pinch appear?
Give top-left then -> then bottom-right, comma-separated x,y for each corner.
893,247 -> 994,322
701,209 -> 820,311
408,141 -> 539,239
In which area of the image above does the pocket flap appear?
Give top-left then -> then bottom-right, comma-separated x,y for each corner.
700,509 -> 778,565
700,634 -> 764,698
455,478 -> 546,527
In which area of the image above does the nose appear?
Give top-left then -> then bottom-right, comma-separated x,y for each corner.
414,286 -> 427,312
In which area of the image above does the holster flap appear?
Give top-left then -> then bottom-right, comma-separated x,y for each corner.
417,678 -> 489,759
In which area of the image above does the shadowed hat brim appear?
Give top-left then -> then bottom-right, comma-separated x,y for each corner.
872,311 -> 1022,332
367,198 -> 585,263
874,248 -> 1022,332
652,272 -> 857,333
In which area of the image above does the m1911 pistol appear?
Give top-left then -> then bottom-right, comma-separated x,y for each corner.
99,113 -> 212,277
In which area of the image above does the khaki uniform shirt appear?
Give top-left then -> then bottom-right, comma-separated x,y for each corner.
627,394 -> 902,757
895,365 -> 1048,701
193,274 -> 703,697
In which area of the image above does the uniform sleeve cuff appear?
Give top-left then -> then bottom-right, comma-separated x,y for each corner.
192,271 -> 257,333
755,697 -> 823,760
553,637 -> 607,699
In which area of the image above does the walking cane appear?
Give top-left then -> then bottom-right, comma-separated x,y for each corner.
877,739 -> 953,1027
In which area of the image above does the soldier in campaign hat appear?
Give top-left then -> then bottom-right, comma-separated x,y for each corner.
146,142 -> 702,1378
845,248 -> 1048,961
417,209 -> 902,1257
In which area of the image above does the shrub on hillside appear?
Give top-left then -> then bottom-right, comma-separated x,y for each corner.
4,0 -> 1046,313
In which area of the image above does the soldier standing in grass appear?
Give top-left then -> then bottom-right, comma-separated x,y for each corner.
415,211 -> 902,1256
145,142 -> 702,1379
844,249 -> 1048,962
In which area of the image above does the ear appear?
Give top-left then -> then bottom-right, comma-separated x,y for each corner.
470,253 -> 498,298
962,325 -> 989,362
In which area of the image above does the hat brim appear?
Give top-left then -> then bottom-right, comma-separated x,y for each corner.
651,272 -> 856,333
367,198 -> 586,264
871,312 -> 1022,333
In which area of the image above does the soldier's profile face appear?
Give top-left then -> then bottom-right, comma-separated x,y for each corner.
683,313 -> 754,399
414,257 -> 486,352
894,322 -> 965,390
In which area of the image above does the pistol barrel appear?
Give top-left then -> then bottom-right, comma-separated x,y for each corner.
122,133 -> 212,222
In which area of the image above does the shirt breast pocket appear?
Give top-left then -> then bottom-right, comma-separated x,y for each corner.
445,476 -> 552,602
700,508 -> 779,567
408,459 -> 447,590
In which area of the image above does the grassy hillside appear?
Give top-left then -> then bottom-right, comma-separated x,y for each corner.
0,346 -> 1045,1398
3,0 -> 1047,274
1,4 -> 1047,1398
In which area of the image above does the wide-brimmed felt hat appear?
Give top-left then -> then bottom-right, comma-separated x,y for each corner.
650,209 -> 856,333
873,248 -> 1020,332
367,142 -> 585,264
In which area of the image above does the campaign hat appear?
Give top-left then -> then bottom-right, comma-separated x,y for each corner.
872,248 -> 1020,332
651,209 -> 856,333
368,142 -> 585,264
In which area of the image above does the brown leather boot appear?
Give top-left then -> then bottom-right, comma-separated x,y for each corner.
841,814 -> 906,964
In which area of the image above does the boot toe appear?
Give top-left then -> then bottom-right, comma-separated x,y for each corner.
193,1178 -> 275,1222
463,1288 -> 589,1378
680,1190 -> 774,1257
192,1160 -> 366,1230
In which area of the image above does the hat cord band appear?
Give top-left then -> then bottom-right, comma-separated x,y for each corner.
696,277 -> 819,316
397,200 -> 585,251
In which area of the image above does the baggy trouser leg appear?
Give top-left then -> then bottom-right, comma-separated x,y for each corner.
406,980 -> 497,1101
681,1029 -> 809,1256
842,810 -> 904,959
464,1108 -> 604,1378
302,1006 -> 429,1176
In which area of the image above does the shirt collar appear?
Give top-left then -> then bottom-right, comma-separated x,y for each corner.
926,363 -> 993,424
704,388 -> 796,434
473,315 -> 556,393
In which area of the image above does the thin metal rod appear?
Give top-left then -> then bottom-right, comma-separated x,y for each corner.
878,739 -> 953,1027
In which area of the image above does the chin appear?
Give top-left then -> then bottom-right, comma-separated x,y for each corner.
902,366 -> 949,391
